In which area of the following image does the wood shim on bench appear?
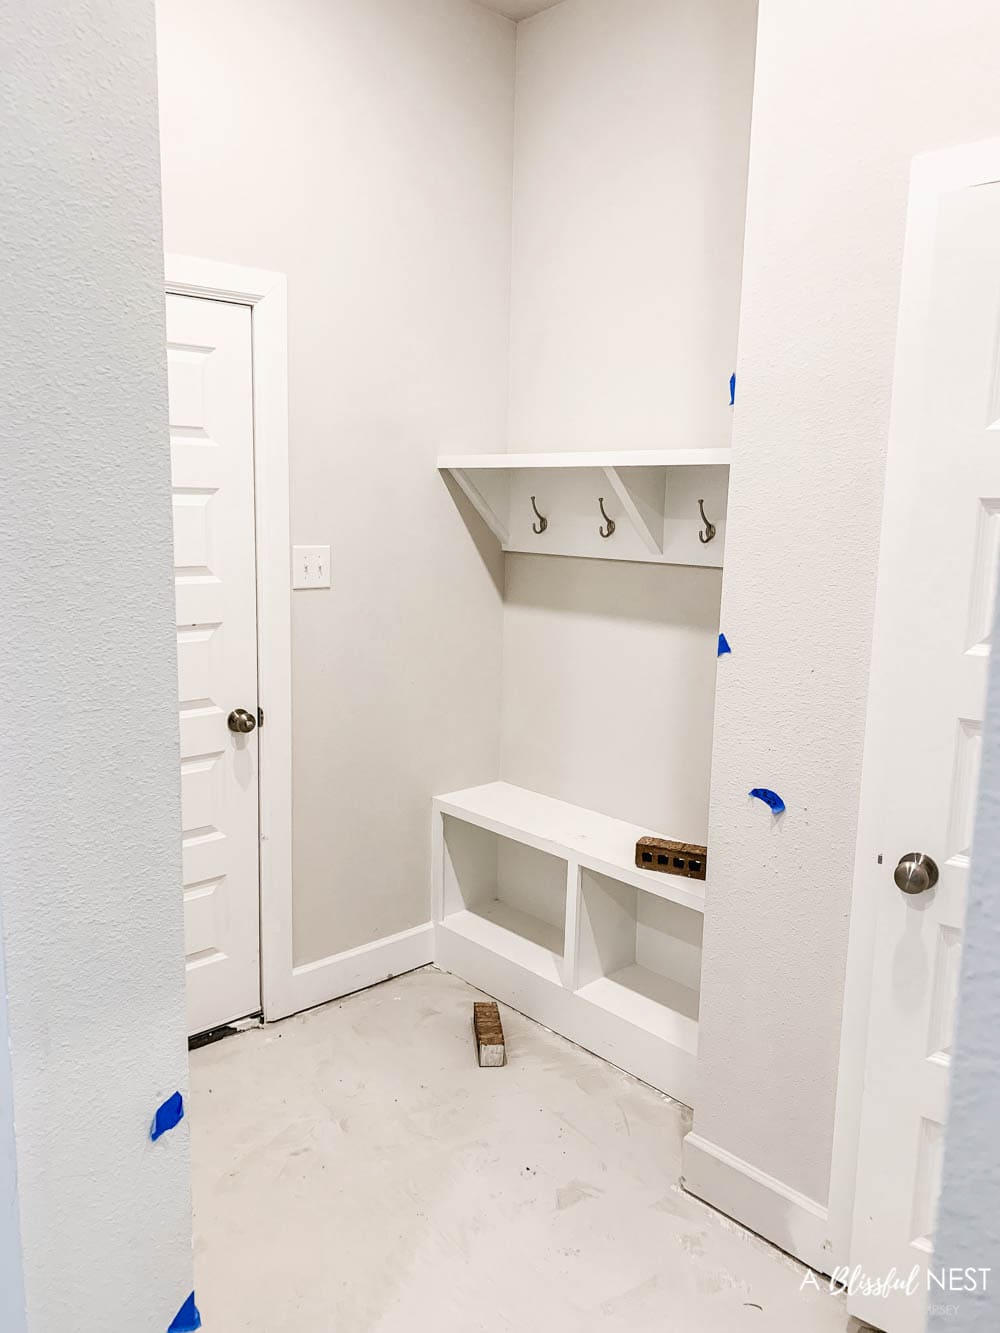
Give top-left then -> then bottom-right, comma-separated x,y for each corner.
473,1001 -> 506,1067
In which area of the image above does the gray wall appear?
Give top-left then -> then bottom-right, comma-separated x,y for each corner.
0,904 -> 26,1333
508,0 -> 756,455
694,0 -> 1000,1209
501,0 -> 757,844
930,595 -> 1000,1329
501,555 -> 722,837
0,1 -> 193,1326
156,0 -> 513,966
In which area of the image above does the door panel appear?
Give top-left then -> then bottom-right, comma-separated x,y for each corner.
167,293 -> 261,1035
850,179 -> 1000,1329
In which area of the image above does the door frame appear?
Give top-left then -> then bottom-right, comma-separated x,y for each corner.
828,136 -> 1000,1271
165,254 -> 294,1024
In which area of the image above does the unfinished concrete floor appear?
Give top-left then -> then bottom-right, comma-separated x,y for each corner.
190,966 -> 850,1332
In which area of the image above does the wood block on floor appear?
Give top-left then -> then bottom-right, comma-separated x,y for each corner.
473,1001 -> 506,1067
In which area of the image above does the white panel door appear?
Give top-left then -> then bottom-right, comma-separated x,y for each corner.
850,167 -> 1000,1328
167,293 -> 261,1036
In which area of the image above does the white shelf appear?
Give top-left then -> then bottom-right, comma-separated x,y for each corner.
438,449 -> 731,471
439,449 -> 729,568
577,967 -> 699,1054
441,903 -> 563,984
433,781 -> 704,1105
436,782 -> 706,914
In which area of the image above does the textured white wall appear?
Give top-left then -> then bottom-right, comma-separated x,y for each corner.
0,905 -> 26,1333
0,1 -> 193,1328
693,0 -> 1000,1210
156,0 -> 514,965
501,0 -> 756,839
931,592 -> 1000,1328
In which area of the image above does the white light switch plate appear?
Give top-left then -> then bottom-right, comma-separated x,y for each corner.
292,545 -> 331,589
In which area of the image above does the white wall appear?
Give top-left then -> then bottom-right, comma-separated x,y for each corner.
0,1 -> 193,1327
0,906 -> 26,1333
691,0 -> 1000,1223
501,555 -> 722,835
931,591 -> 1000,1330
501,0 -> 756,837
156,0 -> 515,966
508,0 -> 757,453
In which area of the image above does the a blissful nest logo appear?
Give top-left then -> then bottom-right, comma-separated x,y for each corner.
801,1264 -> 991,1314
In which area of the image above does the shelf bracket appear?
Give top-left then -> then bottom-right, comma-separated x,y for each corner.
602,466 -> 665,555
444,467 -> 509,546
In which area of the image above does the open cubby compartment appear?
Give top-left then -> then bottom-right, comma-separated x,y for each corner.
439,814 -> 570,985
574,868 -> 702,1057
432,784 -> 703,1105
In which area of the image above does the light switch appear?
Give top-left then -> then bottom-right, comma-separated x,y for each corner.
292,545 -> 331,589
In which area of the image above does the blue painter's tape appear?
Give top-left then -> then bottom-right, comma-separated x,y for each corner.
168,1292 -> 201,1333
729,372 -> 736,406
749,788 -> 785,815
718,633 -> 731,657
150,1092 -> 185,1143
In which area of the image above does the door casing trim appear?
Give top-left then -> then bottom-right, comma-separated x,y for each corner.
165,254 -> 294,1022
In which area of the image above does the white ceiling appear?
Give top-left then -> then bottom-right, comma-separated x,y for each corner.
475,0 -> 564,21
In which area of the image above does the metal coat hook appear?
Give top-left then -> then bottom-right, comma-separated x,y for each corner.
598,497 -> 616,539
698,498 -> 716,544
530,495 -> 548,535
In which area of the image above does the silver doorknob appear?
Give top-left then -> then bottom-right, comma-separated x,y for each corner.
227,708 -> 257,734
893,852 -> 939,895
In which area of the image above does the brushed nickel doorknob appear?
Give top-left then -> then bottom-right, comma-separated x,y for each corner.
893,852 -> 939,895
227,708 -> 257,734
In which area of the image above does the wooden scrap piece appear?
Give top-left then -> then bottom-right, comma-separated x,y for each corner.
473,1001 -> 506,1067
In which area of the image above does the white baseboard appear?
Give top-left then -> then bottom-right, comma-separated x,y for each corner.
271,923 -> 434,1019
682,1132 -> 834,1275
